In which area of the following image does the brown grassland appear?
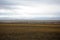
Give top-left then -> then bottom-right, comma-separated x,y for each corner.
0,23 -> 60,40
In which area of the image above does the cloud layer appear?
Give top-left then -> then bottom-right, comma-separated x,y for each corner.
0,0 -> 60,20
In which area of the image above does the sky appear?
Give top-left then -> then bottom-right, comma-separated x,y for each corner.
0,0 -> 60,20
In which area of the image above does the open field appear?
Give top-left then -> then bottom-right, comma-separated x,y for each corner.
0,23 -> 60,40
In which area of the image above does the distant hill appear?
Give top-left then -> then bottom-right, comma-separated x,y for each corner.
0,20 -> 60,24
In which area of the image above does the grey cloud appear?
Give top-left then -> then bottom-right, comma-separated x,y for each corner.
0,0 -> 13,5
0,0 -> 60,20
41,0 -> 60,4
0,0 -> 60,9
0,5 -> 20,9
0,13 -> 15,15
0,0 -> 60,5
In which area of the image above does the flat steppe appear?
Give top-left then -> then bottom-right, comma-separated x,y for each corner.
0,20 -> 60,40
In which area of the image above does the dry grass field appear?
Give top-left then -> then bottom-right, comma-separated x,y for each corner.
0,23 -> 60,40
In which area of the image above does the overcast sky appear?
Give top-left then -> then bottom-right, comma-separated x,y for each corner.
0,0 -> 60,20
